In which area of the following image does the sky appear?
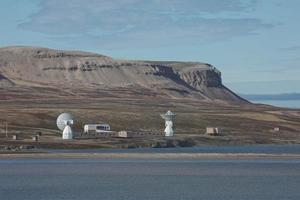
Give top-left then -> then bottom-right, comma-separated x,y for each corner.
0,0 -> 299,94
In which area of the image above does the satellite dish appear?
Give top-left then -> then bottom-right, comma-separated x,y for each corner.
56,113 -> 74,140
160,110 -> 176,137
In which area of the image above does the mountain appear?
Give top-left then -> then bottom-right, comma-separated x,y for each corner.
1,47 -> 300,147
0,46 -> 246,103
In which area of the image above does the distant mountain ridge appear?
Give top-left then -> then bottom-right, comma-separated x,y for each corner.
242,93 -> 300,101
226,80 -> 300,95
0,46 -> 246,103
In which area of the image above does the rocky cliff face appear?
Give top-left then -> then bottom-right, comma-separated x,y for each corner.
0,46 -> 246,103
179,66 -> 222,88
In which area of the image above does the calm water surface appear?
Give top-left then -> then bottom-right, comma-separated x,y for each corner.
48,144 -> 300,154
0,156 -> 299,200
251,99 -> 300,108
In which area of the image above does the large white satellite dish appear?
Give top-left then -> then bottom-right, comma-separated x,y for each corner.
160,110 -> 176,137
56,113 -> 74,140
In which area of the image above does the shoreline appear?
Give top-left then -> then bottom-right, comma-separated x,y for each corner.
0,152 -> 300,159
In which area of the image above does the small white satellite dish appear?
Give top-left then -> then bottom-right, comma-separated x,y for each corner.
56,113 -> 74,140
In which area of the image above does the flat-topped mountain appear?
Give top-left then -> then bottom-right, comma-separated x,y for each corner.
0,46 -> 245,103
1,47 -> 300,146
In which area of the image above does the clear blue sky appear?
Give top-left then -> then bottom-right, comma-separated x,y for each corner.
0,0 -> 299,94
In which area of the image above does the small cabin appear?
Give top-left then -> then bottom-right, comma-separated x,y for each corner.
118,131 -> 129,138
206,127 -> 219,136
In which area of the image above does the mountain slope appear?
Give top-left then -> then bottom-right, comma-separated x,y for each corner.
0,46 -> 246,103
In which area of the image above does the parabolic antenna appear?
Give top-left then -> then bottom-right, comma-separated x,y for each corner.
56,113 -> 74,140
56,113 -> 73,131
160,110 -> 176,137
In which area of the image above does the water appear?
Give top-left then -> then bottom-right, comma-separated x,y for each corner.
1,146 -> 300,200
251,99 -> 300,108
0,158 -> 299,200
47,144 -> 300,154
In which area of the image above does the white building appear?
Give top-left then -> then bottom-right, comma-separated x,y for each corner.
84,124 -> 110,133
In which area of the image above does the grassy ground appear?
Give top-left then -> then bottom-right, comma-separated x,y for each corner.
0,89 -> 299,148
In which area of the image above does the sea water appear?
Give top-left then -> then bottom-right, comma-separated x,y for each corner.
47,144 -> 300,154
251,99 -> 300,109
0,154 -> 299,200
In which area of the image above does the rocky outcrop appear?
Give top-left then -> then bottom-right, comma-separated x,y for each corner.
179,67 -> 222,89
0,46 -> 247,103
